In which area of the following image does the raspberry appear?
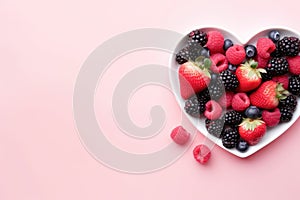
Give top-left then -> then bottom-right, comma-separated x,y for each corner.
272,75 -> 289,90
256,55 -> 269,68
210,53 -> 228,73
218,91 -> 234,108
231,93 -> 250,112
206,31 -> 225,54
257,38 -> 276,59
226,45 -> 246,65
262,108 -> 281,127
287,56 -> 300,75
193,144 -> 211,164
204,100 -> 223,120
170,126 -> 190,145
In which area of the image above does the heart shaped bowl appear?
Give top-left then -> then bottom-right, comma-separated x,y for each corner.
169,27 -> 300,158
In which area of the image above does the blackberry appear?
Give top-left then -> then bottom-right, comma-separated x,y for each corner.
278,36 -> 300,57
184,96 -> 201,117
279,107 -> 293,122
224,110 -> 243,125
175,45 -> 206,64
266,57 -> 289,76
261,68 -> 273,81
222,127 -> 239,149
288,76 -> 300,96
175,47 -> 189,64
208,78 -> 225,100
188,29 -> 208,46
196,89 -> 211,114
220,70 -> 239,91
279,95 -> 298,112
271,43 -> 283,58
206,118 -> 224,138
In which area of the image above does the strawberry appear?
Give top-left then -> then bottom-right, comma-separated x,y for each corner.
179,57 -> 211,99
235,59 -> 266,92
239,118 -> 267,145
250,81 -> 289,110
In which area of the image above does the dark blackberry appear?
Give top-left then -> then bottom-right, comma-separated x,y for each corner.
224,110 -> 243,125
220,70 -> 239,91
279,107 -> 293,122
271,43 -> 283,58
222,127 -> 239,149
206,119 -> 224,138
208,78 -> 225,100
188,29 -> 208,46
278,36 -> 300,57
175,45 -> 206,64
261,67 -> 273,81
266,57 -> 289,76
184,96 -> 201,117
288,76 -> 300,96
175,47 -> 189,64
279,95 -> 298,112
196,88 -> 211,102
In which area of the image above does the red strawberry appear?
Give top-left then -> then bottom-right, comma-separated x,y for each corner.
250,81 -> 289,110
235,59 -> 266,92
239,118 -> 267,145
179,58 -> 211,99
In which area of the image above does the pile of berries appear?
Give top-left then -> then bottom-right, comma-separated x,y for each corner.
176,29 -> 300,153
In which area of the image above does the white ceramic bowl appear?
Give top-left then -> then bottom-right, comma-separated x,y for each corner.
169,27 -> 300,158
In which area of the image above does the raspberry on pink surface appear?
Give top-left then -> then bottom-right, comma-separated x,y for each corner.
204,100 -> 223,120
232,93 -> 250,112
256,55 -> 269,68
257,38 -> 276,59
225,45 -> 246,65
210,53 -> 228,73
170,126 -> 190,145
287,56 -> 300,75
219,91 -> 234,108
272,75 -> 289,90
262,108 -> 281,127
193,144 -> 211,164
206,31 -> 224,54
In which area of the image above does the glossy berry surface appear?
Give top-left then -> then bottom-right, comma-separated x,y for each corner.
245,45 -> 257,58
223,39 -> 233,51
245,106 -> 261,119
236,139 -> 249,152
268,30 -> 280,43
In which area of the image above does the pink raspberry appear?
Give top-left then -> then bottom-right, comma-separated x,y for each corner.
210,53 -> 228,73
272,75 -> 289,90
256,55 -> 269,68
226,45 -> 246,65
257,38 -> 276,59
204,100 -> 223,120
218,91 -> 234,108
262,108 -> 281,127
170,126 -> 190,145
193,144 -> 211,164
206,31 -> 225,54
287,56 -> 300,75
231,93 -> 250,112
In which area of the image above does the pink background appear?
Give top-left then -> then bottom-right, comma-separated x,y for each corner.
1,0 -> 300,199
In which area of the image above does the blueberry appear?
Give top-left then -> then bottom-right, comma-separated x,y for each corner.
223,39 -> 233,51
245,45 -> 257,58
200,47 -> 210,57
268,30 -> 280,43
228,63 -> 237,72
236,139 -> 249,152
245,106 -> 261,119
